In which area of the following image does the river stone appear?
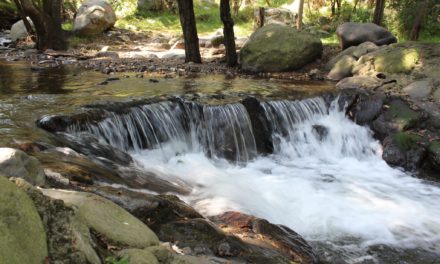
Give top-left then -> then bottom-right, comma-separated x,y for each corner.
325,41 -> 378,70
0,148 -> 45,186
10,17 -> 34,41
336,22 -> 397,50
0,177 -> 48,264
402,79 -> 434,100
336,76 -> 382,90
327,55 -> 356,81
41,189 -> 160,249
74,0 -> 116,36
240,24 -> 323,73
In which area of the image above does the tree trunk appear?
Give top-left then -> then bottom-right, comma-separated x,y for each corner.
410,1 -> 428,41
18,0 -> 67,51
13,0 -> 34,34
220,0 -> 237,67
331,0 -> 336,17
257,7 -> 265,28
296,0 -> 304,30
176,0 -> 202,63
373,0 -> 385,26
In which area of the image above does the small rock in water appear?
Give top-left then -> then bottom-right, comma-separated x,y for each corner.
98,80 -> 108,85
149,78 -> 159,83
106,77 -> 120,82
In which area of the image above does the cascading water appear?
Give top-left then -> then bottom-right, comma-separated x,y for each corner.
69,100 -> 258,163
67,96 -> 440,261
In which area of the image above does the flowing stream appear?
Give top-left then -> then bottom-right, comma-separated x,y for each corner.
70,96 -> 440,261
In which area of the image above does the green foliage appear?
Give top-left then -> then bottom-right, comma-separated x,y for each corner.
257,0 -> 292,7
108,0 -> 138,17
386,0 -> 439,40
105,256 -> 129,264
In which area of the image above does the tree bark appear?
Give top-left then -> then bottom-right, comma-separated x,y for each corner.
17,0 -> 67,51
296,0 -> 304,30
410,1 -> 428,41
373,0 -> 385,26
220,0 -> 237,67
13,0 -> 34,34
176,0 -> 202,63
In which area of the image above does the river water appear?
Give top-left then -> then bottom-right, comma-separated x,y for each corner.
1,61 -> 440,263
129,98 -> 440,262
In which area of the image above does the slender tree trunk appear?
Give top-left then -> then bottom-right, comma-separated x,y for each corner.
176,0 -> 201,63
349,0 -> 360,21
331,0 -> 336,17
13,0 -> 34,34
257,7 -> 265,28
410,1 -> 427,41
220,0 -> 237,67
373,0 -> 385,26
296,0 -> 304,30
18,0 -> 67,51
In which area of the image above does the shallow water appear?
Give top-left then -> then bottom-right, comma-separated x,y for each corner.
0,60 -> 333,145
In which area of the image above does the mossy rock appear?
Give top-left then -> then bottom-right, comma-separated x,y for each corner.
392,132 -> 422,151
374,48 -> 419,74
41,189 -> 160,249
385,100 -> 421,131
428,141 -> 440,170
0,177 -> 48,264
240,24 -> 323,73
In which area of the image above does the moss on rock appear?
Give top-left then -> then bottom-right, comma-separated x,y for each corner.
240,24 -> 323,73
41,189 -> 160,249
0,177 -> 48,264
392,132 -> 422,151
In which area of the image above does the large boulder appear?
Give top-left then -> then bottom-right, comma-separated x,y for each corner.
336,22 -> 397,50
254,7 -> 296,28
10,17 -> 34,41
41,189 -> 160,249
240,24 -> 323,73
0,148 -> 45,186
0,177 -> 48,264
74,0 -> 116,36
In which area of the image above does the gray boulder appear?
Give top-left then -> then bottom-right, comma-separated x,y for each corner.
0,148 -> 45,186
240,24 -> 323,73
402,79 -> 434,100
336,76 -> 382,90
326,55 -> 356,81
10,17 -> 34,41
336,22 -> 397,50
254,7 -> 296,28
325,41 -> 378,70
74,0 -> 116,36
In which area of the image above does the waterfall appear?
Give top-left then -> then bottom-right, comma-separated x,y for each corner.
63,96 -> 440,261
68,100 -> 258,163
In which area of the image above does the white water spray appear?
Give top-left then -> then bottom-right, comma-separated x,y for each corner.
131,98 -> 440,257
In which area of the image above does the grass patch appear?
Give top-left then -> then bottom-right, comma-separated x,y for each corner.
115,3 -> 254,36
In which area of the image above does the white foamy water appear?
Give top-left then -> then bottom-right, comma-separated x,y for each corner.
132,99 -> 440,257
